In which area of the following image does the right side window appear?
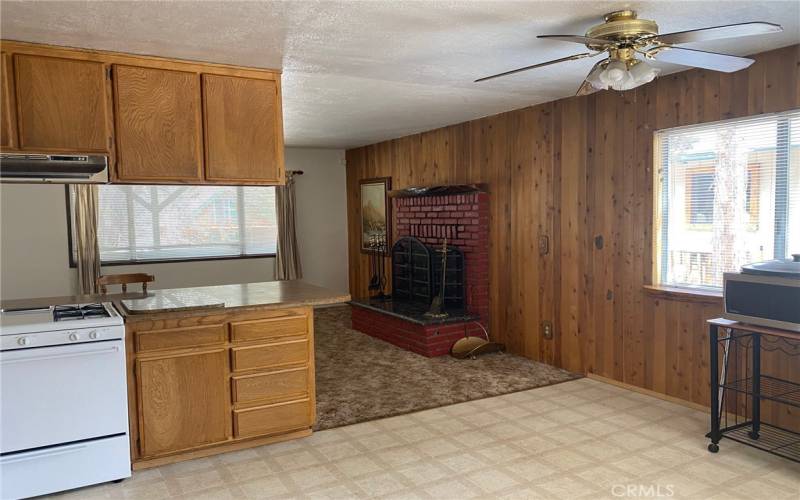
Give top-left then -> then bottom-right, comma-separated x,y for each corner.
654,110 -> 800,290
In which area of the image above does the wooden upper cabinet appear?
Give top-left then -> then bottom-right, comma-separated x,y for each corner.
136,348 -> 230,457
113,65 -> 203,182
1,41 -> 284,184
202,74 -> 284,184
1,52 -> 18,150
13,54 -> 110,152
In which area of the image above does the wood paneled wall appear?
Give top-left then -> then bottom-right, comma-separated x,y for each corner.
345,45 -> 800,418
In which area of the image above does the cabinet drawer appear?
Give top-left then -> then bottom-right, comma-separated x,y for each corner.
233,399 -> 311,439
230,315 -> 307,343
231,339 -> 308,372
232,367 -> 308,406
136,324 -> 226,353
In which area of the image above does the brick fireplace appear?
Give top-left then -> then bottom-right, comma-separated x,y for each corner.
395,190 -> 490,324
351,186 -> 490,357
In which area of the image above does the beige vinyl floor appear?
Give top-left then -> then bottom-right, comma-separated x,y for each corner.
53,378 -> 799,500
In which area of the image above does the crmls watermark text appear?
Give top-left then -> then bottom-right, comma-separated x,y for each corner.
611,484 -> 675,498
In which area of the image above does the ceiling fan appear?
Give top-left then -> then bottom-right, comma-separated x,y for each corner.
475,10 -> 783,95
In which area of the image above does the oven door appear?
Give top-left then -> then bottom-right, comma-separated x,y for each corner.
0,339 -> 128,453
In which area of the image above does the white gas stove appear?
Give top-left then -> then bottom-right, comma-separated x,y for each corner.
0,301 -> 131,499
0,302 -> 124,349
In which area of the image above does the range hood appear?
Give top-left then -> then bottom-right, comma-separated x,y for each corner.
0,153 -> 109,184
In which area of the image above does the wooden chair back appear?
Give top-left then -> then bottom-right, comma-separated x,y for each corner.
96,273 -> 155,294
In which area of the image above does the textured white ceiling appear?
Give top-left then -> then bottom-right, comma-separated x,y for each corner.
1,1 -> 798,148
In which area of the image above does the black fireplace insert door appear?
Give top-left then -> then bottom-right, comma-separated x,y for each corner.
391,237 -> 465,311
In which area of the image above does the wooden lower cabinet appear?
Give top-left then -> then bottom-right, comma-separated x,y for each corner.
127,306 -> 315,468
136,348 -> 230,457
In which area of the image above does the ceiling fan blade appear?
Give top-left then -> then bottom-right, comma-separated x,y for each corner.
648,22 -> 782,45
575,60 -> 606,96
576,79 -> 600,97
475,52 -> 598,83
651,46 -> 754,72
537,34 -> 614,47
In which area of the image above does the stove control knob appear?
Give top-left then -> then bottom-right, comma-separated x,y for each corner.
68,333 -> 79,341
89,330 -> 99,340
17,337 -> 30,346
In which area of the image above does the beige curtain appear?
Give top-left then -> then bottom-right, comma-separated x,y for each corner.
275,172 -> 302,280
71,184 -> 101,294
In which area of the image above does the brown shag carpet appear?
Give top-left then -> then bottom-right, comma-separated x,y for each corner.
313,305 -> 580,430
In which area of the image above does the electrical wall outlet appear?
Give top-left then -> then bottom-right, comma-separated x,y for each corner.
538,235 -> 549,255
541,320 -> 553,340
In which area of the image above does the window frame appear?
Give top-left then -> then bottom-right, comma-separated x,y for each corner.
64,186 -> 276,268
652,110 -> 797,291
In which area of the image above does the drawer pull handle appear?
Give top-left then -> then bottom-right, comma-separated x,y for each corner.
1,346 -> 119,364
1,444 -> 88,464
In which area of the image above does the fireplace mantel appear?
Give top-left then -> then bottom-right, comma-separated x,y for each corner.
389,184 -> 487,198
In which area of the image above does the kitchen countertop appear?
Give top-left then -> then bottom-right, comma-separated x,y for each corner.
1,281 -> 350,318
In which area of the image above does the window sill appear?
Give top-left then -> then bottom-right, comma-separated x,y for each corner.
642,284 -> 723,304
69,253 -> 276,268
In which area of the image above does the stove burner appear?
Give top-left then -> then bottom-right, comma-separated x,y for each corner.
53,304 -> 110,322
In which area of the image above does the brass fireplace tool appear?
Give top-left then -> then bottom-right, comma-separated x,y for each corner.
367,238 -> 390,301
424,238 -> 450,319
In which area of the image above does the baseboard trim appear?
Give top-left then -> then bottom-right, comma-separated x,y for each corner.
132,428 -> 312,470
586,373 -> 710,413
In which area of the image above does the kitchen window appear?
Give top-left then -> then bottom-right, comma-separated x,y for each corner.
654,109 -> 800,290
68,185 -> 277,265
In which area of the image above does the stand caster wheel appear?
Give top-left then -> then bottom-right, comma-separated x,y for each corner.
707,443 -> 719,453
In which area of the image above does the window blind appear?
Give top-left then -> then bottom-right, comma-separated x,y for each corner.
70,185 -> 277,264
654,109 -> 800,290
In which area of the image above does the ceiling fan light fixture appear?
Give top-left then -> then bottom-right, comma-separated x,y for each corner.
599,59 -> 629,85
593,59 -> 660,92
586,62 -> 608,91
628,59 -> 660,85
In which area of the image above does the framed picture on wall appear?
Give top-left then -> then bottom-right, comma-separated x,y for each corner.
360,177 -> 391,254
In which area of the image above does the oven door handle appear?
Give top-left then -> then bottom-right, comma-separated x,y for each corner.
0,345 -> 120,364
0,443 -> 88,464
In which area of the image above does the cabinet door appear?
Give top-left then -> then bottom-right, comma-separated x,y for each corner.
136,348 -> 230,457
202,74 -> 284,184
1,52 -> 17,150
14,54 -> 109,152
113,65 -> 203,182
